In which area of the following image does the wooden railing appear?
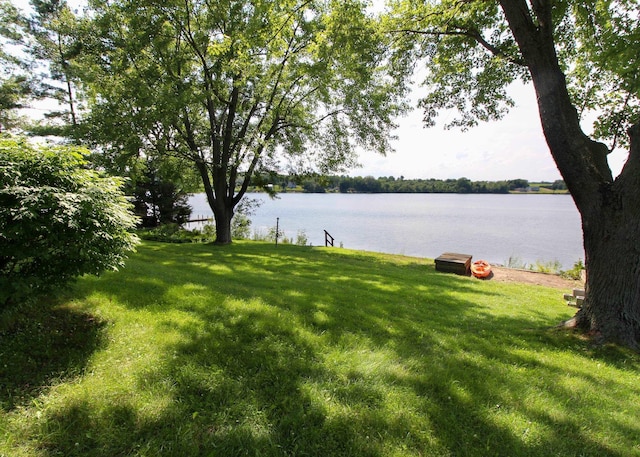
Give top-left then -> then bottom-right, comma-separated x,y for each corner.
324,230 -> 334,247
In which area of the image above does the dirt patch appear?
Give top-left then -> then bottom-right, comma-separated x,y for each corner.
485,266 -> 583,290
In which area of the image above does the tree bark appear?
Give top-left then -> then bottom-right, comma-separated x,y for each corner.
195,159 -> 234,245
500,0 -> 640,348
574,123 -> 640,348
212,200 -> 233,245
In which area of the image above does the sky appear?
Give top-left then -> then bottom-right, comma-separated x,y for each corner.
353,80 -> 628,182
355,0 -> 629,182
12,0 -> 628,183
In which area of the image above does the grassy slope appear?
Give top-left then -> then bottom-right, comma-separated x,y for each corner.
1,241 -> 639,457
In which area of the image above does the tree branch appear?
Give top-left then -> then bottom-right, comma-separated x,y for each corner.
388,27 -> 525,66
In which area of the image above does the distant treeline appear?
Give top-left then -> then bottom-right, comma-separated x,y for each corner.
254,175 -> 567,194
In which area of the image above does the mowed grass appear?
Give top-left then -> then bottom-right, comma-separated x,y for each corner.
1,241 -> 639,457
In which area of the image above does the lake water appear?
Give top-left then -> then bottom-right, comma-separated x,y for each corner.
188,193 -> 584,269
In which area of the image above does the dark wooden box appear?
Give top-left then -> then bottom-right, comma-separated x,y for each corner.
435,252 -> 472,275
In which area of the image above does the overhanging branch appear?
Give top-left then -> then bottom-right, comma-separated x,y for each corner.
389,27 -> 525,67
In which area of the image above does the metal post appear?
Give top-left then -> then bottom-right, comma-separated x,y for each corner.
275,217 -> 280,246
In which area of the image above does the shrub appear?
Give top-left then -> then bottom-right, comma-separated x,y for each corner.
231,213 -> 252,240
531,259 -> 562,274
561,259 -> 585,280
0,137 -> 139,306
137,223 -> 216,243
295,230 -> 309,246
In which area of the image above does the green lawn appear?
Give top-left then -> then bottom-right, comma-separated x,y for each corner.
1,241 -> 639,456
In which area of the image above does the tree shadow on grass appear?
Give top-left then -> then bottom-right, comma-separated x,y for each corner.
33,242 -> 640,456
0,301 -> 106,411
383,316 -> 638,457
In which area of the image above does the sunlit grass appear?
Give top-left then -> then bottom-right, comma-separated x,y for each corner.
1,241 -> 639,456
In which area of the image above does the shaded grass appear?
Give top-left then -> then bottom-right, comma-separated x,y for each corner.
1,241 -> 639,456
0,302 -> 106,412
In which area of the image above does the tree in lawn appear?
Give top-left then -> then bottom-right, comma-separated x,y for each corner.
78,0 -> 405,244
27,0 -> 83,136
128,157 -> 195,228
0,0 -> 33,132
0,137 -> 139,307
387,0 -> 640,348
0,0 -> 82,135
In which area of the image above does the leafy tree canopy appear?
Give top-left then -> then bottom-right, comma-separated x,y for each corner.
385,0 -> 639,150
0,0 -> 32,132
74,0 -> 407,243
27,0 -> 84,133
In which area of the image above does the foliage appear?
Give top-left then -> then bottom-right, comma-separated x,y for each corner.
0,0 -> 84,135
0,0 -> 32,132
136,196 -> 256,243
295,229 -> 309,246
551,179 -> 567,191
530,259 -> 563,275
130,167 -> 192,228
28,0 -> 83,133
88,139 -> 200,229
568,0 -> 640,149
504,255 -> 527,270
503,256 -> 566,274
0,136 -> 139,306
251,174 -> 562,194
1,241 -> 639,456
231,196 -> 260,240
137,223 -> 216,244
302,179 -> 327,193
132,179 -> 192,228
250,173 -> 544,193
561,259 -> 586,280
250,174 -> 569,193
231,214 -> 252,240
250,227 -> 309,246
384,0 -> 639,145
73,0 -> 406,243
384,0 -> 528,130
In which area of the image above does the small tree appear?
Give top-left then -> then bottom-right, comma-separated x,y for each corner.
129,161 -> 193,228
0,137 -> 139,306
0,0 -> 32,133
27,0 -> 83,136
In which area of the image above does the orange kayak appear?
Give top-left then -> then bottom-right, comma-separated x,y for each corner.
471,260 -> 492,278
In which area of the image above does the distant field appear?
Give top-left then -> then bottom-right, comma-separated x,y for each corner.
520,183 -> 569,194
1,241 -> 637,456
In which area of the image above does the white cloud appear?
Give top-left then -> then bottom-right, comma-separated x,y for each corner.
355,81 -> 627,181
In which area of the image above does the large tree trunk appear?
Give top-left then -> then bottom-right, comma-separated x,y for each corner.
575,124 -> 640,348
579,211 -> 640,348
195,160 -> 234,245
212,198 -> 233,245
500,0 -> 640,348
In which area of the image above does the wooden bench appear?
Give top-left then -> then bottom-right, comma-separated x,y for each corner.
564,288 -> 585,308
435,252 -> 472,276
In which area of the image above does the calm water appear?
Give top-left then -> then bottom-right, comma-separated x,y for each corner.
188,193 -> 584,269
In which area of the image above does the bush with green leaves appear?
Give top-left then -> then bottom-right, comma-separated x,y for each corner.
137,223 -> 216,243
0,137 -> 139,306
561,259 -> 586,281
